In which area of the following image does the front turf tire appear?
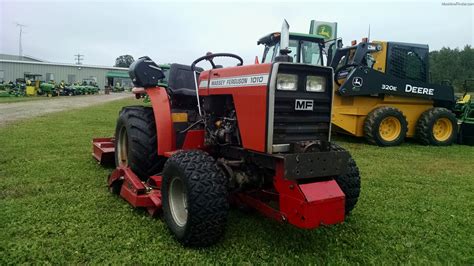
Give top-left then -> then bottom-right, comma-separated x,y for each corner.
331,144 -> 361,215
162,150 -> 229,247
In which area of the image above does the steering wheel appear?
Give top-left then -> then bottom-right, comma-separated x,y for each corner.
334,63 -> 359,86
191,52 -> 243,72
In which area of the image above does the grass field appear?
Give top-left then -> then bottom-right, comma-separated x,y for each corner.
0,98 -> 473,264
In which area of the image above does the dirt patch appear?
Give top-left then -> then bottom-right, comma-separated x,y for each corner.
0,93 -> 131,127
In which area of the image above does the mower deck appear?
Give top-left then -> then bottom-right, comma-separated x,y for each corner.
92,139 -> 346,229
108,167 -> 163,216
92,138 -> 115,165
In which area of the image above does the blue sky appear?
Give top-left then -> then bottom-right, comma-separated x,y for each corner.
1,0 -> 472,66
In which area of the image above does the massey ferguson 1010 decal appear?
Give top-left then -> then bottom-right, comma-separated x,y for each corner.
206,74 -> 269,88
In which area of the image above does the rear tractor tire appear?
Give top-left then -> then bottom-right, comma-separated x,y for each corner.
331,144 -> 361,215
416,107 -> 457,146
114,106 -> 166,181
162,150 -> 229,247
364,106 -> 408,146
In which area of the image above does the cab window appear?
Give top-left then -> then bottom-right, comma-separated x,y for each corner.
301,41 -> 323,65
263,44 -> 277,63
287,39 -> 299,62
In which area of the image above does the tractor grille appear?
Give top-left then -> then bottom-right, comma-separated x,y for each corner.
268,63 -> 334,152
273,91 -> 331,144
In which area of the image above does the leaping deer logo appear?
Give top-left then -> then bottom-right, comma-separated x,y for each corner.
352,77 -> 363,87
317,25 -> 332,39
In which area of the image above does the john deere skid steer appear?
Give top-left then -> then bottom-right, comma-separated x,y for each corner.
329,40 -> 457,146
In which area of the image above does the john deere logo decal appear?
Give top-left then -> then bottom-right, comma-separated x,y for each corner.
317,24 -> 333,39
352,77 -> 363,87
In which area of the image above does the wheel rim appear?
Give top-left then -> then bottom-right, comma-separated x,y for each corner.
169,177 -> 188,227
379,116 -> 402,142
433,117 -> 453,142
117,126 -> 129,166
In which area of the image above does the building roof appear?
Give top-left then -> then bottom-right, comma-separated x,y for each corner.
0,57 -> 129,71
0,54 -> 46,62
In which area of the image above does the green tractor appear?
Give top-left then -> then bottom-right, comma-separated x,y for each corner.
12,80 -> 26,97
84,85 -> 99,94
72,85 -> 86,95
81,79 -> 100,94
0,82 -> 20,97
0,83 -> 11,97
38,82 -> 58,97
457,79 -> 474,145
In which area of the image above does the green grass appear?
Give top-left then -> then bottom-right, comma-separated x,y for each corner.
0,98 -> 473,264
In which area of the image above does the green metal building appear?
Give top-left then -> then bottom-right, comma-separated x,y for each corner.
0,54 -> 131,89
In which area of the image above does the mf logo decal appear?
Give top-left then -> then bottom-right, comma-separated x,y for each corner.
352,77 -> 363,87
295,99 -> 314,111
317,24 -> 333,39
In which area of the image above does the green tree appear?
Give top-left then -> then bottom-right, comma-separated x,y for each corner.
430,45 -> 474,92
114,55 -> 135,68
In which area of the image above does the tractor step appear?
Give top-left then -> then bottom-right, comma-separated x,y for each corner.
92,137 -> 115,165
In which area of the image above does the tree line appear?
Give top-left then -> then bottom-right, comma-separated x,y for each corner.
430,45 -> 474,92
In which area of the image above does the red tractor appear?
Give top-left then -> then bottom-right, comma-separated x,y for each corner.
93,22 -> 361,247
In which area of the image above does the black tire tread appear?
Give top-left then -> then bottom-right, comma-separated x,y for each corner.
115,106 -> 165,180
416,107 -> 457,146
162,150 -> 229,247
331,143 -> 361,215
364,106 -> 408,146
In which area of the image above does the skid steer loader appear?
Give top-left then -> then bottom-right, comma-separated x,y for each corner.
258,26 -> 458,146
92,21 -> 361,247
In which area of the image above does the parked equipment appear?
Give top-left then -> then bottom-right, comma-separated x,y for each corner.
93,21 -> 361,247
329,40 -> 457,146
24,74 -> 42,96
457,79 -> 474,145
38,82 -> 57,97
258,25 -> 458,146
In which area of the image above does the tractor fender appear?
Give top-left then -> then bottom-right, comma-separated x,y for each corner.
147,87 -> 176,155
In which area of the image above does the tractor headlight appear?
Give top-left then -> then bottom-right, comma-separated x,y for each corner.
306,76 -> 326,92
276,74 -> 297,91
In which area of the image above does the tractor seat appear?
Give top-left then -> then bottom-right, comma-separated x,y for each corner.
168,64 -> 203,97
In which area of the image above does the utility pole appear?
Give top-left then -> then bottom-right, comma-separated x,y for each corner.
74,54 -> 84,65
16,23 -> 26,58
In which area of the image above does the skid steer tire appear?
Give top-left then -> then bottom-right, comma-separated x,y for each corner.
331,144 -> 361,215
364,106 -> 408,146
162,150 -> 229,247
416,107 -> 457,146
114,106 -> 165,181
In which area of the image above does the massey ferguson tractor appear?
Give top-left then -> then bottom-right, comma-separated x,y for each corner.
92,21 -> 361,247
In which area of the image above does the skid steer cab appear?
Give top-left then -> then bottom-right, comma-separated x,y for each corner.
92,21 -> 361,247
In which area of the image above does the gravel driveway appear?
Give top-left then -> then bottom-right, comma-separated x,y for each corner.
0,93 -> 131,127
